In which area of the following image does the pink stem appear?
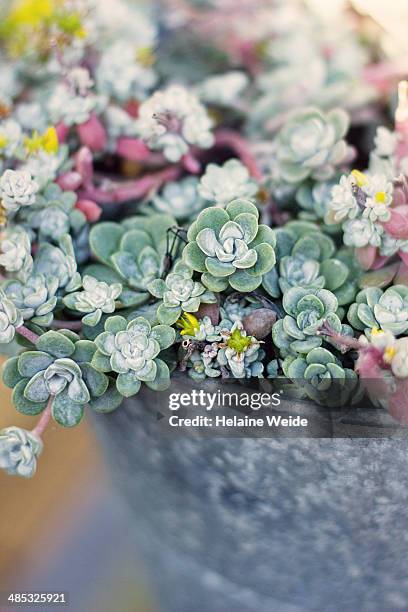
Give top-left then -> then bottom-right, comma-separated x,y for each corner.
318,325 -> 361,353
31,396 -> 53,439
16,325 -> 39,344
79,166 -> 181,204
51,319 -> 83,331
214,129 -> 262,180
51,319 -> 82,331
363,58 -> 408,90
182,152 -> 201,174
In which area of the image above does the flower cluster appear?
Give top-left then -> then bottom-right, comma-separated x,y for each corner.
1,0 -> 408,477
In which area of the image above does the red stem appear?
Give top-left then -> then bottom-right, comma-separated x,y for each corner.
79,166 -> 181,204
31,396 -> 53,439
51,319 -> 83,331
214,129 -> 263,180
16,325 -> 39,344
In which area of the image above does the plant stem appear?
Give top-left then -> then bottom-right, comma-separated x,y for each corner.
318,323 -> 361,353
32,396 -> 53,439
79,166 -> 181,204
214,129 -> 263,180
15,325 -> 39,344
51,319 -> 83,331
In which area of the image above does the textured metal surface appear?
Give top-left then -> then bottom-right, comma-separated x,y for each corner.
94,381 -> 408,612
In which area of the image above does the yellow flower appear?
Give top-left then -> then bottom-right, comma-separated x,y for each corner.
24,127 -> 59,155
351,169 -> 369,188
7,0 -> 53,27
371,327 -> 383,337
0,135 -> 9,150
374,191 -> 387,205
383,345 -> 396,364
136,47 -> 155,68
227,328 -> 252,354
177,312 -> 200,336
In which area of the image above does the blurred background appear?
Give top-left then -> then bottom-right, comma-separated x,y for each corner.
0,357 -> 155,612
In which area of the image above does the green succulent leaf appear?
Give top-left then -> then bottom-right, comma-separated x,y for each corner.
91,349 -> 112,372
157,304 -> 181,325
144,358 -> 170,391
116,372 -> 142,397
80,363 -> 109,397
52,392 -> 85,427
17,351 -> 53,378
151,325 -> 176,350
89,222 -> 124,264
72,340 -> 97,364
2,357 -> 23,388
12,380 -> 48,415
89,379 -> 123,413
37,331 -> 75,358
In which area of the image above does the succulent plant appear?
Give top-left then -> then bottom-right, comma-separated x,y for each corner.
275,107 -> 350,184
33,234 -> 81,293
284,347 -> 359,407
263,221 -> 359,307
183,199 -> 276,292
0,227 -> 33,281
148,261 -> 216,325
2,331 -> 110,426
217,321 -> 264,378
20,182 -> 86,242
295,179 -> 340,224
347,285 -> 408,336
88,214 -> 179,308
93,315 -> 175,395
135,85 -> 214,162
63,275 -> 122,327
0,426 -> 43,478
0,289 -> 23,344
150,177 -> 205,221
177,313 -> 221,342
0,169 -> 39,213
272,286 -> 341,355
198,159 -> 258,206
186,343 -> 221,381
2,273 -> 58,327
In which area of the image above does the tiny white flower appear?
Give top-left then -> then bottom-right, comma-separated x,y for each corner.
0,227 -> 33,280
362,174 -> 393,223
135,85 -> 214,162
96,41 -> 156,102
0,119 -> 23,158
329,174 -> 359,222
0,169 -> 39,212
197,72 -> 248,107
391,337 -> 408,378
198,159 -> 258,206
374,127 -> 398,158
68,67 -> 94,95
343,217 -> 383,248
47,83 -> 105,126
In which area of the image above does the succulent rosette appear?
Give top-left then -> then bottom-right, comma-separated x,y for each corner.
93,315 -> 175,395
148,261 -> 217,325
63,275 -> 122,327
183,199 -> 276,292
2,331 -> 111,427
88,214 -> 178,308
273,287 -> 341,355
2,273 -> 58,327
0,289 -> 23,344
275,107 -> 351,184
0,426 -> 43,478
348,286 -> 408,336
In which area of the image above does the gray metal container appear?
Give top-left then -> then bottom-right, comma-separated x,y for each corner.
93,377 -> 408,612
